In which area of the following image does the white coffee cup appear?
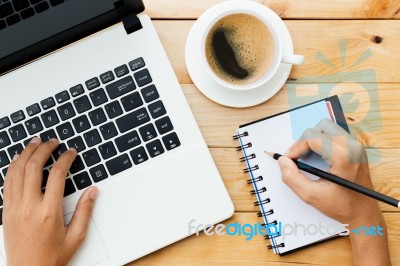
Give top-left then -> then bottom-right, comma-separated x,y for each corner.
201,0 -> 304,91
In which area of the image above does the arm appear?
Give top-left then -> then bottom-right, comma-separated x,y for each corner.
3,137 -> 98,266
278,119 -> 390,266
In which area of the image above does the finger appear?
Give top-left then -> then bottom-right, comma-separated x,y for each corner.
3,154 -> 20,205
314,118 -> 350,136
285,128 -> 333,163
278,156 -> 322,205
23,138 -> 59,199
44,148 -> 77,206
66,187 -> 98,250
5,137 -> 42,201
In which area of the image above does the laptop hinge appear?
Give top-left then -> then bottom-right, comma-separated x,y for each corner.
122,14 -> 143,34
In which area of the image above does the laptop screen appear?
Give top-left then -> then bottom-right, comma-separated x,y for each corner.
0,0 -> 144,74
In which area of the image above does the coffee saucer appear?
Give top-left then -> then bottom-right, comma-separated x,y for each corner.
185,7 -> 294,108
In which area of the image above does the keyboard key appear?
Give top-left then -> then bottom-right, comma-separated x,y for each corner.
12,0 -> 29,12
64,178 -> 76,197
121,91 -> 143,112
139,123 -> 157,142
45,156 -> 53,168
52,143 -> 67,160
2,167 -> 8,176
40,129 -> 57,142
105,76 -> 136,99
25,117 -> 43,135
20,7 -> 34,19
34,1 -> 48,13
0,20 -> 5,30
0,3 -> 13,18
73,171 -> 92,190
83,148 -> 100,167
10,110 -> 25,123
105,153 -> 132,176
90,164 -> 108,182
114,64 -> 129,78
26,103 -> 41,116
0,131 -> 11,149
70,84 -> 84,97
56,122 -> 74,140
89,88 -> 108,106
116,107 -> 150,133
155,116 -> 174,135
129,146 -> 148,165
128,57 -> 145,71
115,130 -> 141,152
99,141 -> 117,160
145,139 -> 164,158
23,136 -> 34,146
85,77 -> 100,90
0,150 -> 9,168
7,143 -> 23,158
70,156 -> 84,174
88,108 -> 106,126
100,71 -> 115,84
6,13 -> 19,26
73,95 -> 92,114
30,0 -> 42,5
57,102 -> 75,121
134,68 -> 152,87
141,85 -> 159,103
49,0 -> 64,6
104,101 -> 122,119
8,124 -> 26,142
83,129 -> 101,148
67,136 -> 86,152
99,122 -> 117,140
41,110 -> 59,128
41,97 -> 55,110
0,176 -> 4,188
55,90 -> 70,104
72,115 -> 90,133
148,100 -> 166,119
162,132 -> 181,151
42,169 -> 49,188
0,117 -> 10,130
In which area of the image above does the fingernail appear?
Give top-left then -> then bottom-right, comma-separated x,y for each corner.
13,154 -> 20,161
50,138 -> 59,143
278,156 -> 289,167
68,147 -> 77,153
30,137 -> 41,144
90,188 -> 98,200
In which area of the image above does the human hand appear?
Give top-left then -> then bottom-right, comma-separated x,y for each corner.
277,119 -> 390,265
3,137 -> 98,266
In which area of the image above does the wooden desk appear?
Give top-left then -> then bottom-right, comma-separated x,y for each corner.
131,1 -> 400,265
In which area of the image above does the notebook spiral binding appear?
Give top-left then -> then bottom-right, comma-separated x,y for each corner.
233,131 -> 285,252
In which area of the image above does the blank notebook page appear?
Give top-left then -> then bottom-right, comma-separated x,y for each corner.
237,100 -> 345,254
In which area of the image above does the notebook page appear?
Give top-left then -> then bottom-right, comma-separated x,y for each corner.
238,101 -> 346,254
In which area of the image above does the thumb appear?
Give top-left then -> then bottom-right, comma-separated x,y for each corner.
66,187 -> 98,250
278,156 -> 320,205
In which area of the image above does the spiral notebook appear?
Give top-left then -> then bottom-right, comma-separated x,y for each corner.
235,96 -> 349,255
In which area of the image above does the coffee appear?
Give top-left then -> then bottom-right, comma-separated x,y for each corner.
205,13 -> 276,85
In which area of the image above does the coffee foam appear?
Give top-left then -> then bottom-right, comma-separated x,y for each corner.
205,13 -> 276,85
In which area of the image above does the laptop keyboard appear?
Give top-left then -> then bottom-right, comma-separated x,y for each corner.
0,57 -> 181,223
0,0 -> 65,31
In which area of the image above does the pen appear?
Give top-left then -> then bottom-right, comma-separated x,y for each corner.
265,151 -> 400,209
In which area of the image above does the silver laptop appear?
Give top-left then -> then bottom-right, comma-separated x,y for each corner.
0,0 -> 233,265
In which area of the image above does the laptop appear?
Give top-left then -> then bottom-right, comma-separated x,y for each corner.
0,0 -> 234,265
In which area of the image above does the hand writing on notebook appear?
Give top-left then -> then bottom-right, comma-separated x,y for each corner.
278,119 -> 390,266
2,138 -> 98,266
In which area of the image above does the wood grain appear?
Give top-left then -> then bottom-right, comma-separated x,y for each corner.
152,20 -> 400,84
129,212 -> 400,266
181,83 -> 400,149
143,0 -> 400,19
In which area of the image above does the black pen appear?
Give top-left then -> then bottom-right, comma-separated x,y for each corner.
265,151 -> 400,209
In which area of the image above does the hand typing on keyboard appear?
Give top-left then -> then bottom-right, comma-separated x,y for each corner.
2,137 -> 98,266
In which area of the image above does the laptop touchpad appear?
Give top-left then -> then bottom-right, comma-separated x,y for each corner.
64,212 -> 109,266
